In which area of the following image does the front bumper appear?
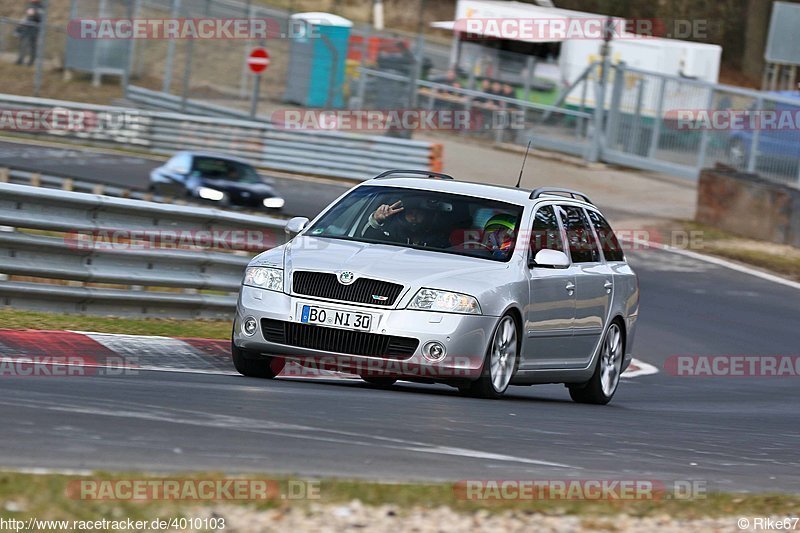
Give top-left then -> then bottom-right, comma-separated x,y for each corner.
233,286 -> 498,381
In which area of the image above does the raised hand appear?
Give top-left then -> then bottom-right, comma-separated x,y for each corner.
373,201 -> 404,224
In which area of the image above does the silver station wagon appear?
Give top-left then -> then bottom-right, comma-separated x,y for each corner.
232,170 -> 639,403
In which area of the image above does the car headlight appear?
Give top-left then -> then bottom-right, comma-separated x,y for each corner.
408,288 -> 481,314
263,197 -> 285,209
197,187 -> 225,201
243,267 -> 283,291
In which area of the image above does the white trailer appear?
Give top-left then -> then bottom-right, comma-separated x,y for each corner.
433,0 -> 722,112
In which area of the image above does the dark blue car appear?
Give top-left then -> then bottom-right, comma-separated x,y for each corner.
727,91 -> 800,175
149,152 -> 285,210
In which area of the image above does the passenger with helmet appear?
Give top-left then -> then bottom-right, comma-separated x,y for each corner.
483,213 -> 517,259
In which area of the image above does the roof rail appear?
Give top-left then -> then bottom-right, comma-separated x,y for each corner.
373,169 -> 454,181
530,187 -> 593,204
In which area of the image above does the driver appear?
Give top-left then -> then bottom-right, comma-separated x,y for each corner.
483,213 -> 517,259
365,195 -> 448,247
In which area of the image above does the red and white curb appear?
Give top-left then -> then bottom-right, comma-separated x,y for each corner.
0,329 -> 657,379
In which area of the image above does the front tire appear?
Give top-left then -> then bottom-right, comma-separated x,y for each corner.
231,342 -> 284,379
462,314 -> 519,399
569,321 -> 624,405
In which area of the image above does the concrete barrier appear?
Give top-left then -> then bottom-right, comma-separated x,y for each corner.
696,165 -> 800,248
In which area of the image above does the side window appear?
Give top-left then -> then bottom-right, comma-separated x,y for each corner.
558,205 -> 600,263
530,205 -> 564,257
587,210 -> 625,262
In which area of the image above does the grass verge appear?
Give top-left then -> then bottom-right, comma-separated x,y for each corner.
0,308 -> 231,339
0,471 -> 798,525
682,221 -> 800,282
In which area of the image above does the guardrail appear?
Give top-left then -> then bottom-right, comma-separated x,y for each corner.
0,182 -> 287,318
0,93 -> 443,181
1,167 -> 163,202
0,167 -> 286,215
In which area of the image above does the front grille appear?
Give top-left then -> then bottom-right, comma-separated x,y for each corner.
229,191 -> 264,208
261,319 -> 418,359
292,271 -> 404,306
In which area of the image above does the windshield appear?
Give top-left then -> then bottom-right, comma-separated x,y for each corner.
192,157 -> 262,184
306,186 -> 524,262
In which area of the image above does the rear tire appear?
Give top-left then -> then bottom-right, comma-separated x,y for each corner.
231,342 -> 284,379
569,321 -> 624,405
462,314 -> 519,399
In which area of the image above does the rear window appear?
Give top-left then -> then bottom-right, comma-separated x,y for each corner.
587,210 -> 625,262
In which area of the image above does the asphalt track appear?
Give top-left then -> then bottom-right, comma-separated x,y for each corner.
0,140 -> 799,492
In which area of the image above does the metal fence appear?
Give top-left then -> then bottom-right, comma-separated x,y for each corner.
0,93 -> 442,180
353,67 -> 594,158
601,64 -> 800,185
351,62 -> 800,187
0,182 -> 287,318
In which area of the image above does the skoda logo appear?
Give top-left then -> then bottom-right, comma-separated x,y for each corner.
338,271 -> 356,285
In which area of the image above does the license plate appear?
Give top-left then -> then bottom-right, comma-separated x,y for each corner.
300,305 -> 372,331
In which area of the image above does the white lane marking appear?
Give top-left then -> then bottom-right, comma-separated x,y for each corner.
401,446 -> 570,468
628,238 -> 800,291
622,358 -> 659,378
0,396 -> 575,470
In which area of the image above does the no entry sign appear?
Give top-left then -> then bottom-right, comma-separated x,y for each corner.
247,48 -> 270,74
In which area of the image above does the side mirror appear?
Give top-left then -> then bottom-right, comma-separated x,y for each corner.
285,216 -> 309,237
530,249 -> 570,268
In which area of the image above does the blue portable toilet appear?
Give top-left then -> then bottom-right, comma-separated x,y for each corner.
283,12 -> 353,108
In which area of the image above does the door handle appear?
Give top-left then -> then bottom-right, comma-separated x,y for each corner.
565,282 -> 575,293
604,280 -> 613,292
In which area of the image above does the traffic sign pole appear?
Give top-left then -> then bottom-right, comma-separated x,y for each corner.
250,75 -> 262,118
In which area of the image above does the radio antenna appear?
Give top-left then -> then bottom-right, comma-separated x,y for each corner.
515,139 -> 532,189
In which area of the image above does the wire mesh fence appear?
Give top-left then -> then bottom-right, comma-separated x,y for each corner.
602,64 -> 800,185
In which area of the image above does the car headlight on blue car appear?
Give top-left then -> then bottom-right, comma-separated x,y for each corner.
262,197 -> 285,209
244,267 -> 283,291
197,186 -> 225,201
408,288 -> 481,314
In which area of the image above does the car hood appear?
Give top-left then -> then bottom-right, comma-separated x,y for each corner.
283,236 -> 509,290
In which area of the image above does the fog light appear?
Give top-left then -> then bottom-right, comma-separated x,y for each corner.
423,341 -> 446,362
242,316 -> 258,336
